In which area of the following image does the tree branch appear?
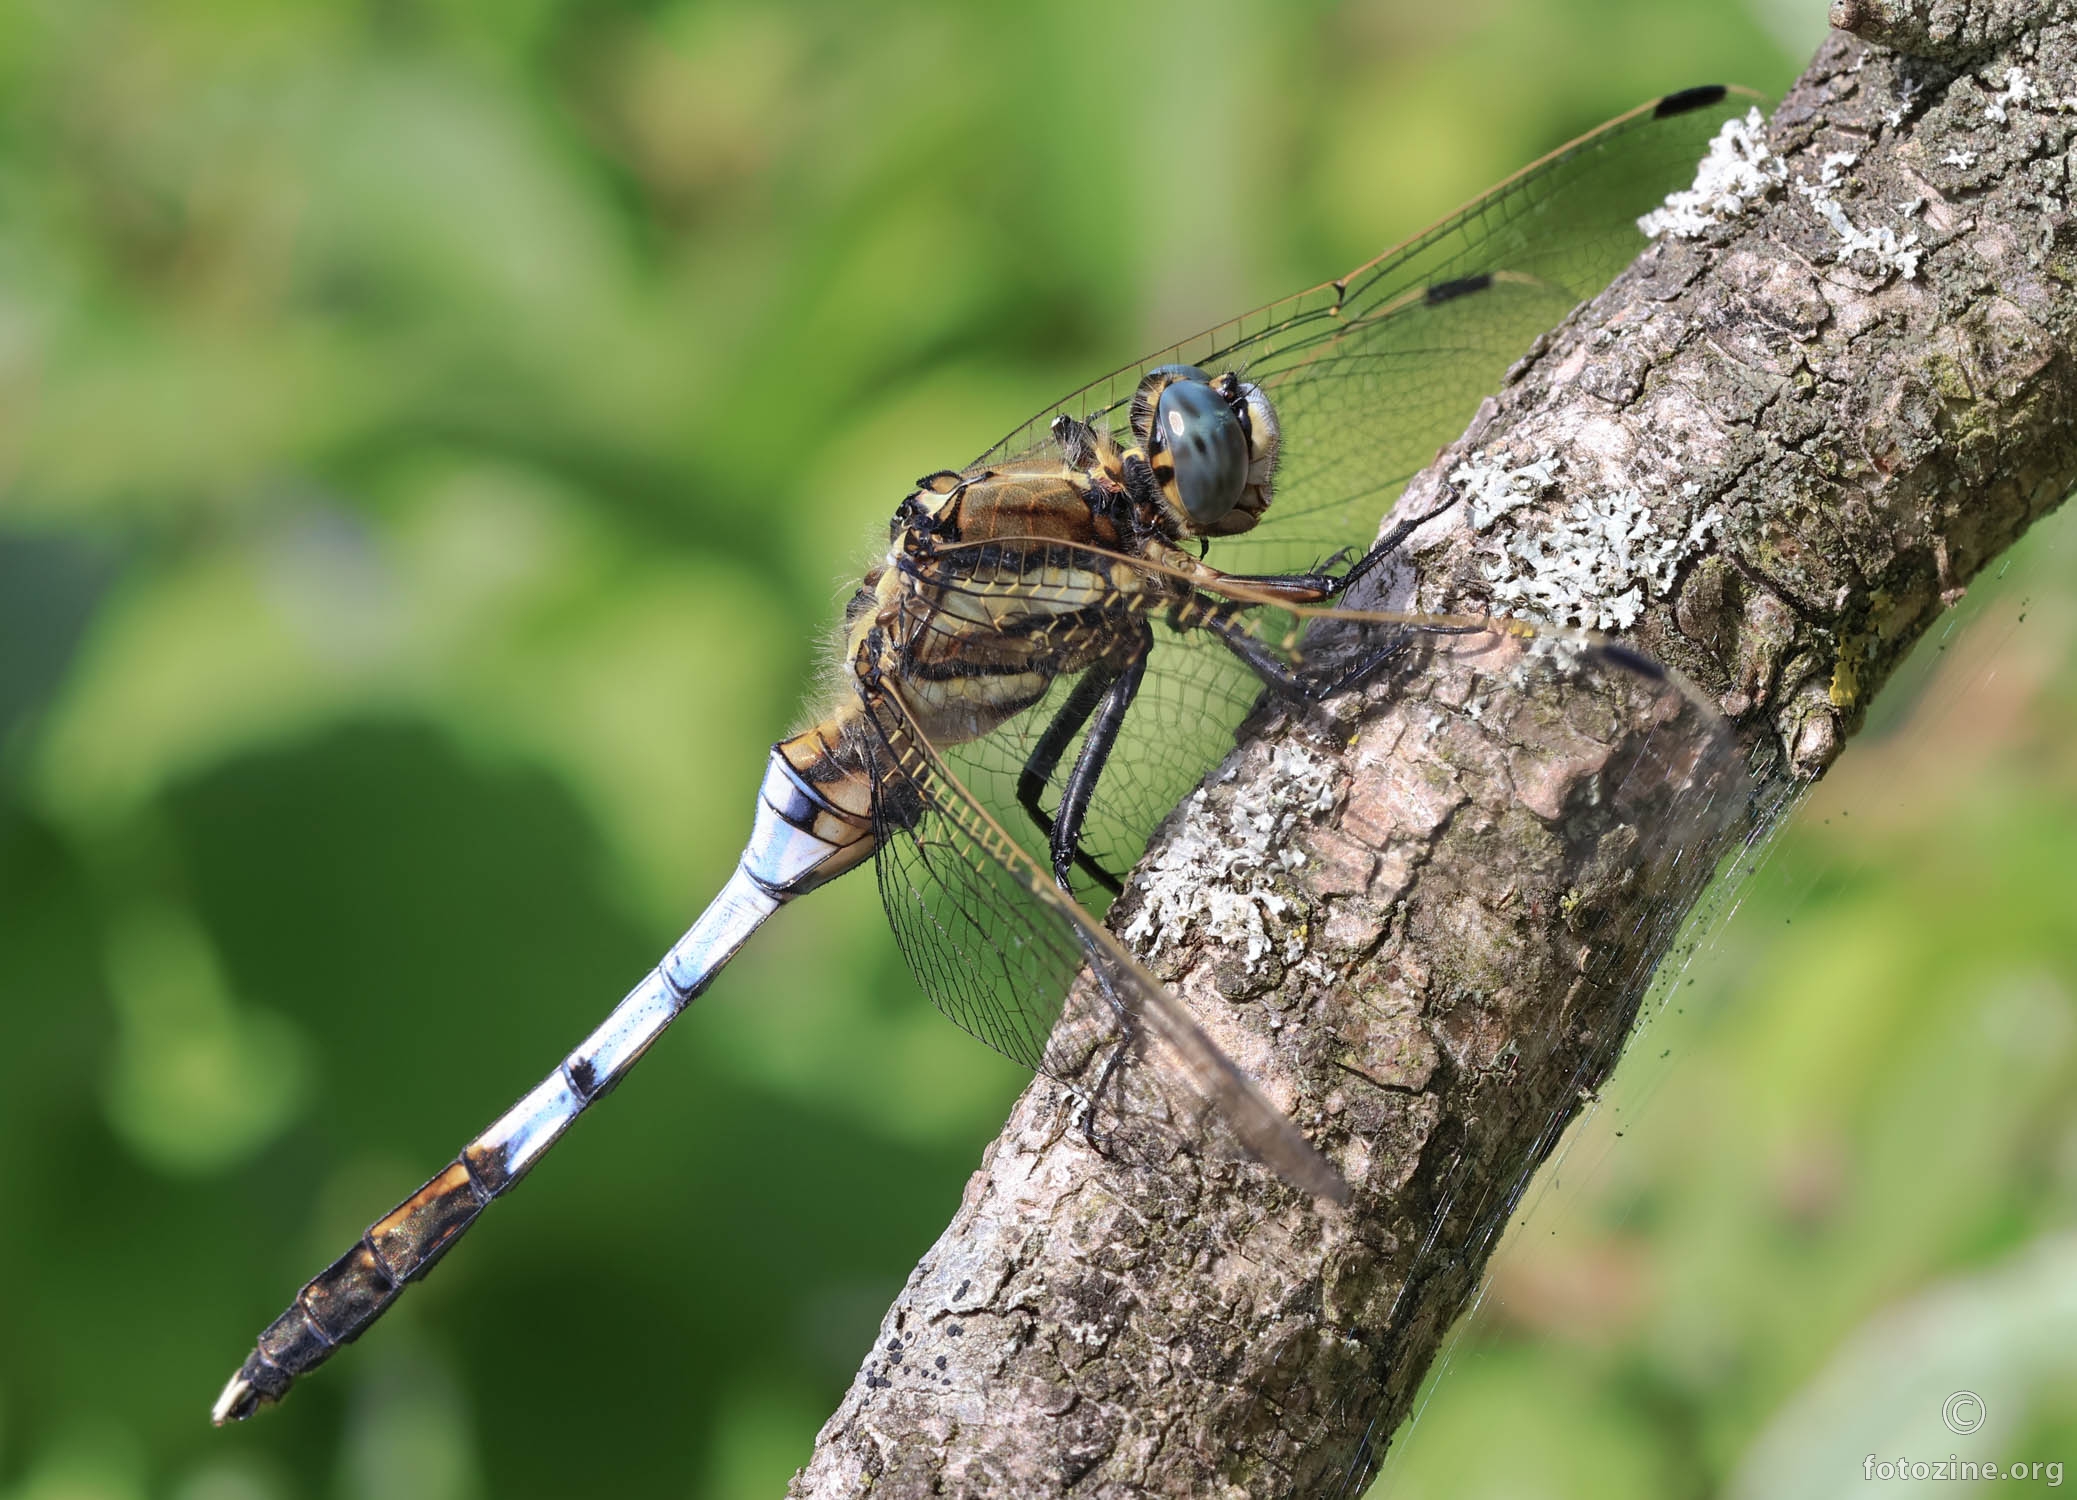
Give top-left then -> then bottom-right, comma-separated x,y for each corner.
793,7 -> 2077,1495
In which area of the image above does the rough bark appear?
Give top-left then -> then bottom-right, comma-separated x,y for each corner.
793,7 -> 2077,1496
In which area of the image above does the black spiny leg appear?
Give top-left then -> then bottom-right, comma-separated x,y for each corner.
1200,607 -> 1478,704
1076,963 -> 1144,1158
1200,610 -> 1322,698
1016,653 -> 1136,896
1220,498 -> 1452,603
1047,622 -> 1151,894
1327,503 -> 1441,597
1200,496 -> 1476,703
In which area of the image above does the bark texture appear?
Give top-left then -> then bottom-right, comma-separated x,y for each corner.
793,7 -> 2077,1495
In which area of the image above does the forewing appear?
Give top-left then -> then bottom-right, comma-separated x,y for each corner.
980,87 -> 1757,575
857,669 -> 1350,1203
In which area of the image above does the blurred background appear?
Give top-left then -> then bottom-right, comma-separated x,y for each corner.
2,1 -> 2072,1497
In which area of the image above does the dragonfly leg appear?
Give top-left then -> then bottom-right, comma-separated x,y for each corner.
1016,670 -> 1123,897
1015,629 -> 1152,896
1016,666 -> 1114,816
1216,564 -> 1341,599
1219,497 -> 1460,606
1078,1032 -> 1138,1154
1200,611 -> 1324,698
1072,966 -> 1145,1156
1322,496 -> 1462,598
1046,623 -> 1151,893
1200,609 -> 1422,704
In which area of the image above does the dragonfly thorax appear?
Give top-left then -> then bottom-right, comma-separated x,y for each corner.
833,365 -> 1295,758
847,458 -> 1172,755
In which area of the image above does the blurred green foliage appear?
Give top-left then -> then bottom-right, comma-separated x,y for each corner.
3,1 -> 2072,1497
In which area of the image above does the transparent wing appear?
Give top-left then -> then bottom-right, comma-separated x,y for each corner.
857,668 -> 1350,1202
980,86 -> 1758,576
853,88 -> 1757,1200
868,535 -> 1739,1194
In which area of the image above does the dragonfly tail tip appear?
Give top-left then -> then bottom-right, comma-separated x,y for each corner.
210,1372 -> 261,1426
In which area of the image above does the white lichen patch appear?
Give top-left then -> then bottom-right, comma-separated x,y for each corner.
1817,151 -> 1859,186
1638,107 -> 1786,240
1943,148 -> 1979,170
1450,449 -> 1561,529
1983,66 -> 2034,124
1478,487 -> 1725,632
1122,742 -> 1340,970
1796,151 -> 1922,280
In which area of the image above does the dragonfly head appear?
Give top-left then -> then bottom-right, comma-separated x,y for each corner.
1130,365 -> 1280,538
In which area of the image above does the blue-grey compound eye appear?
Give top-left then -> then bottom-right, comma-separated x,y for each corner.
1131,363 -> 1217,448
1153,376 -> 1247,527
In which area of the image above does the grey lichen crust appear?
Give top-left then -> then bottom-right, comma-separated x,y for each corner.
1829,0 -> 2068,60
792,14 -> 2077,1499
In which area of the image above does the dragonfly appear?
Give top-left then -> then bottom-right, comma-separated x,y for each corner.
212,83 -> 1752,1425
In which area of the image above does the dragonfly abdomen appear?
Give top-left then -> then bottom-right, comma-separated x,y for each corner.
214,747 -> 873,1424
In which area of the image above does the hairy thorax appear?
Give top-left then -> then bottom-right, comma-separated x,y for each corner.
840,456 -> 1172,751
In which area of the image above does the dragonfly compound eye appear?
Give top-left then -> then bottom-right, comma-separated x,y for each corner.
1152,375 -> 1248,529
1129,363 -> 1213,447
